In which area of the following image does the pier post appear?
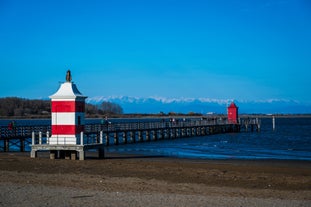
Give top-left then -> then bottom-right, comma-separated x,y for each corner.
78,150 -> 85,160
244,121 -> 248,132
80,131 -> 84,145
186,128 -> 190,137
123,132 -> 127,144
129,131 -> 134,143
209,127 -> 213,134
154,130 -> 158,141
146,130 -> 150,141
138,131 -> 142,142
175,128 -> 179,138
106,132 -> 109,146
256,118 -> 261,132
71,151 -> 77,160
149,130 -> 153,141
168,129 -> 172,139
65,151 -> 71,160
4,139 -> 9,152
30,149 -> 37,158
100,131 -> 103,144
46,131 -> 50,144
272,116 -> 275,131
20,138 -> 24,152
114,132 -> 118,145
162,129 -> 166,139
32,131 -> 35,145
132,131 -> 136,143
39,131 -> 42,145
172,128 -> 176,138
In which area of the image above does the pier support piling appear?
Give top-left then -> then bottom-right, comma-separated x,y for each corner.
272,116 -> 276,131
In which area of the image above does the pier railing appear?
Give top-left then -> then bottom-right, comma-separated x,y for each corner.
83,118 -> 228,133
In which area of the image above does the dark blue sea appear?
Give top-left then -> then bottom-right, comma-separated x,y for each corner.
106,117 -> 311,161
1,117 -> 310,161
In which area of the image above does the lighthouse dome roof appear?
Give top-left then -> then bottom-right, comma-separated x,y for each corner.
49,82 -> 87,100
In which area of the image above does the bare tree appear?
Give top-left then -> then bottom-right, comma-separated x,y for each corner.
100,101 -> 123,115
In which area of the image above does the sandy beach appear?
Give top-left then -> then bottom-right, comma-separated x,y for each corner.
0,152 -> 310,207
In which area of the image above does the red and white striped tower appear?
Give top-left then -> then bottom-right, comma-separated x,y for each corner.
49,70 -> 87,145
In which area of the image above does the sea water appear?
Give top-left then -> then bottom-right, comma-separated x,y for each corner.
106,117 -> 311,160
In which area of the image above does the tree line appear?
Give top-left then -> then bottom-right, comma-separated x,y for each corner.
0,97 -> 123,117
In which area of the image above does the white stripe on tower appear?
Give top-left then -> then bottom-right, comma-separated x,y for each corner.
51,112 -> 85,125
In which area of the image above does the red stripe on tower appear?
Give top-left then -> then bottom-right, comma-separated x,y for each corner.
51,101 -> 85,112
51,125 -> 84,134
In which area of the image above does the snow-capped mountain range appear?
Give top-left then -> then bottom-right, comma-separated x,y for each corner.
87,96 -> 311,114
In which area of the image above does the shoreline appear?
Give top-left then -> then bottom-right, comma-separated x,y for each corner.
0,152 -> 310,206
5,150 -> 311,165
105,148 -> 311,162
1,113 -> 311,120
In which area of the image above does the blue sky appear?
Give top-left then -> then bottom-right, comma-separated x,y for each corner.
1,0 -> 311,104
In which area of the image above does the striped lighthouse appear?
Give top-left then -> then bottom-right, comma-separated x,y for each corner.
49,70 -> 87,145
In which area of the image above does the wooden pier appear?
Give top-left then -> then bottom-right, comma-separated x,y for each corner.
0,118 -> 259,159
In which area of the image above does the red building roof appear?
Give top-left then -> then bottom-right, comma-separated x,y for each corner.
228,102 -> 238,108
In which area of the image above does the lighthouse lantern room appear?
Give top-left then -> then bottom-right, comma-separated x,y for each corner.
49,70 -> 87,145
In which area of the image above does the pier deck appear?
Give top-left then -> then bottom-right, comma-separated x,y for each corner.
0,118 -> 260,159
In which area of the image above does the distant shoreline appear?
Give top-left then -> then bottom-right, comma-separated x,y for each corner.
1,113 -> 311,120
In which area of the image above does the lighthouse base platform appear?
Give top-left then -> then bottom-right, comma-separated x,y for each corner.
30,144 -> 105,160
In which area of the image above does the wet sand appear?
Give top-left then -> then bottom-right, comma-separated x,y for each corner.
0,152 -> 310,206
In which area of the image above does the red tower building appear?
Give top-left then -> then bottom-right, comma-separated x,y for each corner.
227,102 -> 239,124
